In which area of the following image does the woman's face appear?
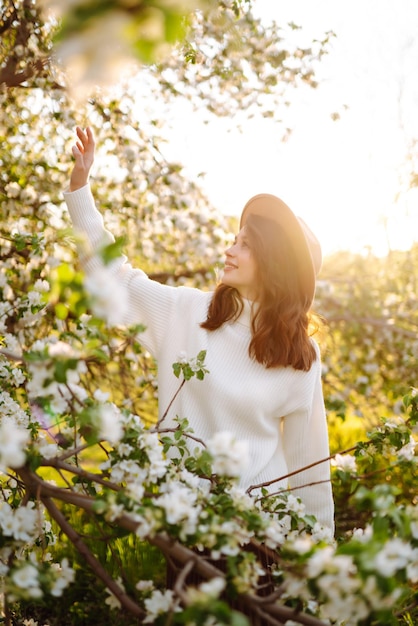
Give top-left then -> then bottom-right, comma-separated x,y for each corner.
222,226 -> 258,300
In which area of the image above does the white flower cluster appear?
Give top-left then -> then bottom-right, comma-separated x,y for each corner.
0,356 -> 25,388
372,538 -> 418,581
48,558 -> 76,597
26,339 -> 87,414
282,519 -> 418,626
398,439 -> 417,461
0,390 -> 29,428
11,563 -> 43,600
331,452 -> 357,473
186,577 -> 226,604
8,557 -> 75,602
95,402 -> 124,445
143,589 -> 179,623
157,481 -> 202,537
84,262 -> 130,327
207,431 -> 249,478
0,417 -> 30,470
0,502 -> 40,544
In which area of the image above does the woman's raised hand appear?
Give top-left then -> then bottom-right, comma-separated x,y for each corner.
69,126 -> 95,192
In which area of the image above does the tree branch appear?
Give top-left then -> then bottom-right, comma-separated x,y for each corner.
247,444 -> 358,495
157,379 -> 186,427
17,466 -> 328,625
41,494 -> 144,618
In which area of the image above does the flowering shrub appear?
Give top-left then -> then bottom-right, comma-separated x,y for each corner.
0,254 -> 417,623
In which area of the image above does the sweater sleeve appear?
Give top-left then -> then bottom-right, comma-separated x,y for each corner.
63,184 -> 181,356
282,353 -> 335,533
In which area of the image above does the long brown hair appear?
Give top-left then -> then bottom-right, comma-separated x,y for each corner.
201,214 -> 318,370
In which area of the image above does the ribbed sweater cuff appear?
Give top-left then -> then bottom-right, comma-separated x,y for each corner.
63,184 -> 104,233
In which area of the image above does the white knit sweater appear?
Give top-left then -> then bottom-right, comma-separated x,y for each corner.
64,185 -> 334,530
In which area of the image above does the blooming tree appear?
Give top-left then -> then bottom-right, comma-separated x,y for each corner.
0,1 -> 417,624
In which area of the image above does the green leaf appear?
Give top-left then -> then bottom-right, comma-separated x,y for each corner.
100,236 -> 127,265
54,302 -> 68,320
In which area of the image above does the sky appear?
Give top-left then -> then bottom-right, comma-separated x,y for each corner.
163,0 -> 418,256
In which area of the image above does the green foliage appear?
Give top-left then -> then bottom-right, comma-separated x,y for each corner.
318,248 -> 418,425
54,0 -> 216,64
172,349 -> 209,381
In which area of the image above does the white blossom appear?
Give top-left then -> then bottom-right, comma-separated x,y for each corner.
110,459 -> 148,484
133,512 -> 155,539
33,279 -> 50,293
93,388 -> 110,402
306,546 -> 336,578
48,340 -> 79,358
11,367 -> 25,386
199,576 -> 226,597
36,436 -> 59,459
0,391 -> 29,427
27,290 -> 42,306
84,262 -> 129,326
5,181 -> 21,198
207,431 -> 249,477
49,558 -> 76,596
116,442 -> 134,457
104,577 -> 125,610
398,439 -> 416,461
0,418 -> 30,470
186,576 -> 226,604
286,494 -> 306,516
141,432 -> 169,481
97,403 -> 123,445
331,453 -> 357,472
157,482 -> 201,535
136,579 -> 154,592
12,564 -> 42,598
104,501 -> 125,523
125,482 -> 145,503
311,522 -> 334,544
12,505 -> 40,542
144,589 -> 178,623
373,538 -> 416,577
0,502 -> 41,544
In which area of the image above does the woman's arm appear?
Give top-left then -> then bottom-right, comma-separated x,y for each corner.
63,127 -> 180,356
282,360 -> 335,534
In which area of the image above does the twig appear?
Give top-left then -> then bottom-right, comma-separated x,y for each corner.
155,425 -> 207,448
256,477 -> 333,503
157,379 -> 186,427
173,558 -> 196,605
247,444 -> 358,494
42,458 -> 122,492
57,442 -> 90,461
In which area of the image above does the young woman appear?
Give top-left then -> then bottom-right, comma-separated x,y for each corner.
64,126 -> 334,532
